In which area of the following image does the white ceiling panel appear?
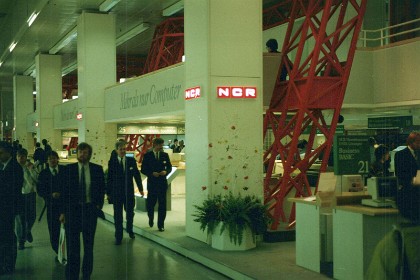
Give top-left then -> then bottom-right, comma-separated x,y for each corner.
0,0 -> 184,92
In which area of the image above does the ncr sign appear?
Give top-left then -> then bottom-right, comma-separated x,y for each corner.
217,87 -> 257,99
185,86 -> 201,100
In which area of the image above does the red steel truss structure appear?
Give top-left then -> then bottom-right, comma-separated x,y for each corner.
66,137 -> 78,151
125,134 -> 160,163
263,0 -> 342,30
142,17 -> 184,74
263,0 -> 367,230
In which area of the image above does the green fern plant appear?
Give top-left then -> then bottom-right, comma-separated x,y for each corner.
193,194 -> 223,235
193,192 -> 271,246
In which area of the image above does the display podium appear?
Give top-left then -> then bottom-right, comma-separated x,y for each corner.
290,197 -> 333,274
135,167 -> 179,212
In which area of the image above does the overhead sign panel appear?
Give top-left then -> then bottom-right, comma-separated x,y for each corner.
368,116 -> 413,128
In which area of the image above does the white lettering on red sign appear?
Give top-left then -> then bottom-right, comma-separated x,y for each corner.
217,87 -> 257,98
185,86 -> 201,100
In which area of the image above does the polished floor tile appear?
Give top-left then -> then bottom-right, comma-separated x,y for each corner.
5,200 -> 228,280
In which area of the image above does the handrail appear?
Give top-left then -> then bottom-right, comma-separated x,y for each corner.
359,18 -> 420,47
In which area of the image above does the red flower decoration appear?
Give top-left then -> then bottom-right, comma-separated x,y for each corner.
208,143 -> 213,148
231,125 -> 236,130
244,176 -> 249,180
223,186 -> 228,190
201,186 -> 207,191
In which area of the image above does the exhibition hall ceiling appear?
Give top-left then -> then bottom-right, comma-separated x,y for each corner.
0,0 -> 283,94
0,0 -> 183,93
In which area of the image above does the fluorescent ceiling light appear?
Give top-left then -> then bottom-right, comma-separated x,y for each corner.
162,1 -> 184,16
9,42 -> 17,52
62,62 -> 77,76
99,0 -> 121,12
49,26 -> 77,54
116,23 -> 150,46
24,64 -> 35,76
27,12 -> 39,26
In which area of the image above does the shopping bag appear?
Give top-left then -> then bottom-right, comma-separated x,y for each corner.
58,224 -> 67,265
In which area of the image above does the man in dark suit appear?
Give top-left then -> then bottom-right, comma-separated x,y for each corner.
107,140 -> 144,244
395,132 -> 420,189
0,141 -> 23,275
37,151 -> 66,256
141,137 -> 172,232
33,142 -> 45,169
59,143 -> 105,280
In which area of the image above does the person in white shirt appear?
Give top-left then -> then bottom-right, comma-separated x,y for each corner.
15,148 -> 38,250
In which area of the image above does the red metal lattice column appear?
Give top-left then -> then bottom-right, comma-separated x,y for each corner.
263,0 -> 367,230
124,134 -> 160,163
142,17 -> 184,74
67,137 -> 78,151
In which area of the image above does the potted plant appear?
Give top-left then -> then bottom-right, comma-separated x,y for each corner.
193,192 -> 271,250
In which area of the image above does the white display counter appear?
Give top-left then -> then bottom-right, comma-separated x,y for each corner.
332,205 -> 401,280
289,197 -> 333,274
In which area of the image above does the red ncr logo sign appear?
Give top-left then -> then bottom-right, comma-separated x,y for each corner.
185,86 -> 201,100
217,87 -> 257,98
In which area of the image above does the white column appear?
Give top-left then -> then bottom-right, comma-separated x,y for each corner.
35,54 -> 62,150
77,12 -> 117,166
1,91 -> 13,140
184,0 -> 263,241
13,75 -> 34,151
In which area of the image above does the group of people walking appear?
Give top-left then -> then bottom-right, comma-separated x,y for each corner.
0,137 -> 172,280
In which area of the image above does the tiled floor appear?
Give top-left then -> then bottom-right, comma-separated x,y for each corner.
6,198 -> 228,280
102,195 -> 330,280
6,195 -> 331,280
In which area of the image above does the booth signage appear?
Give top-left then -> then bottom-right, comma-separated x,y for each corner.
117,124 -> 183,135
217,86 -> 257,98
54,99 -> 79,129
303,124 -> 344,135
368,116 -> 413,128
185,86 -> 201,100
333,135 -> 371,175
105,64 -> 185,122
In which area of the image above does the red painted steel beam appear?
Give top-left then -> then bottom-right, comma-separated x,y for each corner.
262,0 -> 342,30
263,0 -> 367,230
124,134 -> 160,163
143,17 -> 184,74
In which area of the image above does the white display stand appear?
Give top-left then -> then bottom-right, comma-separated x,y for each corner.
290,197 -> 333,273
332,205 -> 401,280
289,172 -> 336,273
294,199 -> 321,272
135,167 -> 179,212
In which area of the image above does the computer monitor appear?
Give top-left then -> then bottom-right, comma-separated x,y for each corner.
336,174 -> 363,193
69,148 -> 77,157
366,176 -> 398,201
389,146 -> 406,172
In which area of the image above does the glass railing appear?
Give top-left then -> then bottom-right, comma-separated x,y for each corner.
359,18 -> 420,48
